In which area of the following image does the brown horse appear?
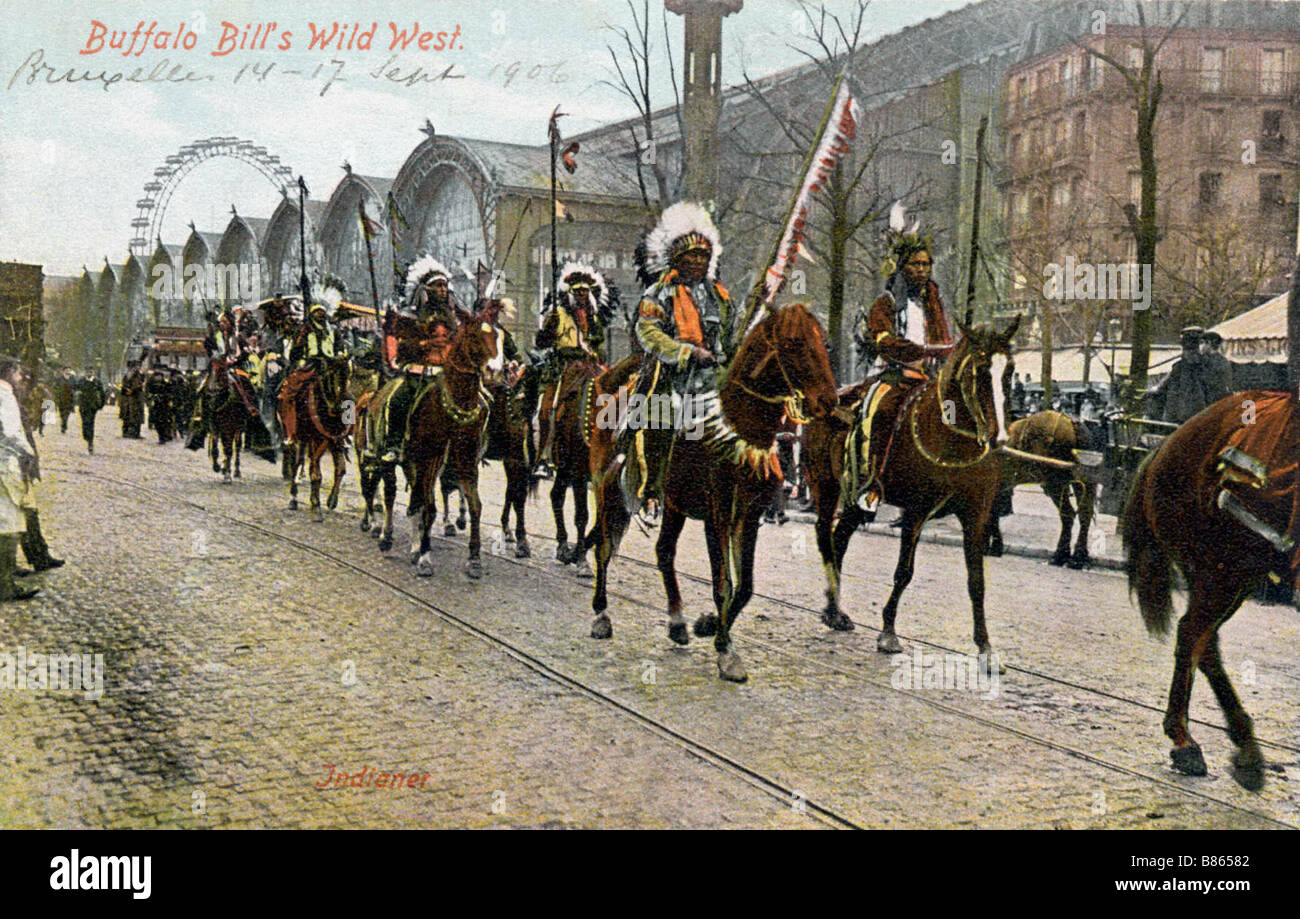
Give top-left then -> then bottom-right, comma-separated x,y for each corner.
207,379 -> 256,483
407,316 -> 499,579
547,355 -> 617,574
1124,389 -> 1298,791
987,410 -> 1097,567
807,317 -> 1020,664
484,366 -> 542,557
283,356 -> 352,521
584,303 -> 838,682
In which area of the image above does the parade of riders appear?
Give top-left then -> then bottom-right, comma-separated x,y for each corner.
279,288 -> 349,449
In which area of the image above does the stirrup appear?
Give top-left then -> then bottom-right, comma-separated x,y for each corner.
380,449 -> 399,464
636,498 -> 661,529
854,483 -> 880,519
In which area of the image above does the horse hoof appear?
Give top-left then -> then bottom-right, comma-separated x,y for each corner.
978,648 -> 1007,675
456,516 -> 467,531
1231,751 -> 1266,791
668,620 -> 690,646
515,540 -> 531,559
717,650 -> 748,683
416,553 -> 435,577
576,560 -> 593,579
503,532 -> 516,545
233,470 -> 241,479
288,499 -> 298,511
555,542 -> 571,564
443,524 -> 457,538
378,535 -> 393,552
360,518 -> 371,533
986,540 -> 1004,557
1049,552 -> 1069,567
1067,554 -> 1090,570
821,607 -> 855,631
465,558 -> 483,579
1170,744 -> 1208,777
591,615 -> 612,640
313,508 -> 324,523
693,614 -> 718,638
327,495 -> 338,511
877,632 -> 903,654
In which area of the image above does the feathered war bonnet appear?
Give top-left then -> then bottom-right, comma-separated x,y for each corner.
878,200 -> 933,286
308,276 -> 345,320
403,254 -> 452,300
556,261 -> 619,327
635,202 -> 722,285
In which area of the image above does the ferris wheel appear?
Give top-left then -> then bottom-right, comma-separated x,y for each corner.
129,137 -> 295,258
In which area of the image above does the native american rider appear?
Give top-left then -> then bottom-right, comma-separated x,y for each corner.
847,233 -> 954,514
187,307 -> 257,448
377,256 -> 464,464
279,297 -> 347,447
625,202 -> 733,522
534,262 -> 616,465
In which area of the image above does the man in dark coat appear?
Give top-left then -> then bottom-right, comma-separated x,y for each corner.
76,367 -> 106,454
1200,330 -> 1233,404
1153,327 -> 1208,425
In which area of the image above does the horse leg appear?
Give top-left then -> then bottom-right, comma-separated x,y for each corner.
326,444 -> 344,510
716,513 -> 761,683
572,475 -> 592,578
461,472 -> 484,579
1164,578 -> 1247,779
878,507 -> 924,653
210,427 -> 220,474
1198,630 -> 1264,790
416,461 -> 441,575
512,463 -> 530,558
656,505 -> 689,645
378,466 -> 396,552
820,502 -> 863,631
1046,479 -> 1074,566
960,508 -> 1003,674
1069,480 -> 1097,569
590,474 -> 629,640
359,462 -> 374,533
551,474 -> 570,563
287,445 -> 300,510
310,445 -> 325,522
233,428 -> 241,479
695,515 -> 730,641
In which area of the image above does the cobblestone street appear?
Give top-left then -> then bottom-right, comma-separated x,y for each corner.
1,409 -> 1297,829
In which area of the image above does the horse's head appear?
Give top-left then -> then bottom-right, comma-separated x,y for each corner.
733,303 -> 839,423
450,313 -> 501,372
937,314 -> 1020,445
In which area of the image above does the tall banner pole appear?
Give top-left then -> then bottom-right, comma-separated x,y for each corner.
964,115 -> 989,327
296,176 -> 311,309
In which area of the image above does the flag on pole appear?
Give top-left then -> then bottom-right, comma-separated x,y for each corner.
760,76 -> 861,307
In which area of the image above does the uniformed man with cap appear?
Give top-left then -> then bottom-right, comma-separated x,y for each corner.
1153,326 -> 1209,424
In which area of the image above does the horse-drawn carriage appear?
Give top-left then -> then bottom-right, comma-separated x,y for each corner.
1077,411 -> 1178,517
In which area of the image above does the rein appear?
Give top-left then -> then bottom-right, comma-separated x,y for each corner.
907,348 -> 996,470
726,323 -> 811,425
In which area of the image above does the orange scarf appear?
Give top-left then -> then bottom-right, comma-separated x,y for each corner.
666,270 -> 704,346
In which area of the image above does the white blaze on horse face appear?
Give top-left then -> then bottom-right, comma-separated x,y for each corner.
486,327 -> 506,374
990,353 -> 1008,442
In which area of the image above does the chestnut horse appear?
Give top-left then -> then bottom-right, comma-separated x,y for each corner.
406,316 -> 499,579
987,410 -> 1097,567
1124,390 -> 1299,790
283,356 -> 352,521
584,303 -> 838,682
806,317 -> 1019,664
483,366 -> 542,557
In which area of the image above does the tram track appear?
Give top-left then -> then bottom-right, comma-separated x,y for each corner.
52,452 -> 1299,827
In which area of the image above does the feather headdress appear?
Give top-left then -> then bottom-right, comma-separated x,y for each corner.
879,200 -> 932,281
548,261 -> 619,328
636,202 -> 721,284
403,254 -> 452,299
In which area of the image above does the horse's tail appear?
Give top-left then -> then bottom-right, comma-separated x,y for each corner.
1122,453 -> 1174,636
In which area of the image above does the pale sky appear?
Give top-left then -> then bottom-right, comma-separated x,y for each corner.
0,0 -> 974,275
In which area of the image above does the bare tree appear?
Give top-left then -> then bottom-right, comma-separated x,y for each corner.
1074,0 -> 1189,412
602,0 -> 685,210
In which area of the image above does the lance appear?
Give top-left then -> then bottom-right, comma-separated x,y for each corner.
386,191 -> 408,303
296,176 -> 312,318
548,106 -> 564,316
359,198 -> 384,357
964,115 -> 989,327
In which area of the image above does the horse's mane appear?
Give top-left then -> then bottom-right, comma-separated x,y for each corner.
730,302 -> 826,373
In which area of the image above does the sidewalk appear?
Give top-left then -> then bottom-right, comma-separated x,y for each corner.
774,487 -> 1126,571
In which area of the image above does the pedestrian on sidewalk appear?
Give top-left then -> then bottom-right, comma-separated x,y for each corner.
76,367 -> 106,454
0,356 -> 40,600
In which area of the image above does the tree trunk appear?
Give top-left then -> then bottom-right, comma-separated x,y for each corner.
1040,301 -> 1054,405
1126,79 -> 1161,415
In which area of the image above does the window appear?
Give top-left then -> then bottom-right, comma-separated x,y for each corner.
1261,50 -> 1285,95
1016,75 -> 1028,111
1073,111 -> 1087,154
1127,45 -> 1143,70
1260,173 -> 1284,215
1261,110 -> 1284,153
1202,108 -> 1225,150
1014,191 -> 1029,219
1129,171 -> 1142,204
1052,181 -> 1071,210
1009,133 -> 1021,168
1198,172 -> 1222,207
1053,118 -> 1067,155
1201,48 -> 1224,93
1060,57 -> 1075,94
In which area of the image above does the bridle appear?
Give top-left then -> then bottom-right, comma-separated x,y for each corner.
910,340 -> 1003,470
727,320 -> 815,425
